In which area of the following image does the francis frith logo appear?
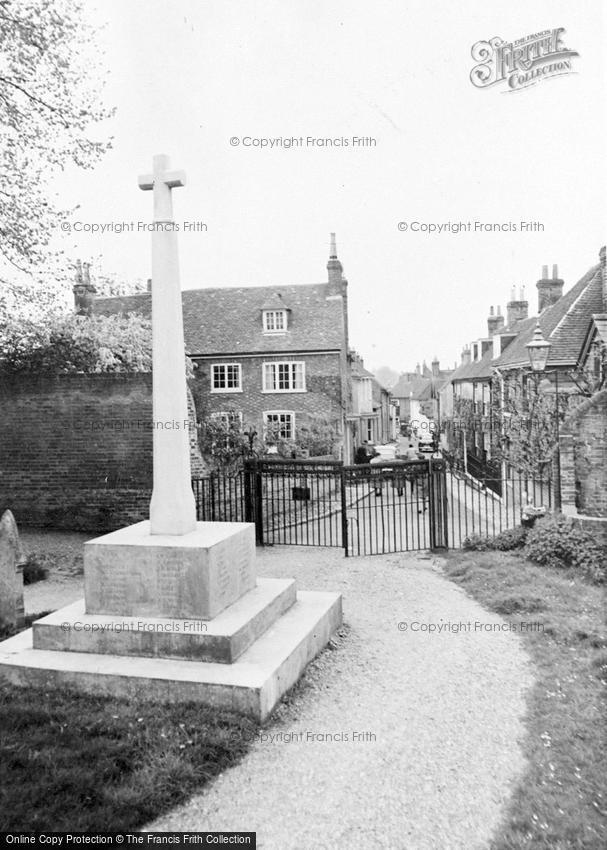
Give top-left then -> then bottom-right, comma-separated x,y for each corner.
470,28 -> 578,91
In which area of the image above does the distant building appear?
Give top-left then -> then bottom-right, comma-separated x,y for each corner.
391,359 -> 453,429
348,351 -> 394,448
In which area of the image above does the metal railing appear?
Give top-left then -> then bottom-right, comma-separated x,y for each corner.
191,454 -> 551,554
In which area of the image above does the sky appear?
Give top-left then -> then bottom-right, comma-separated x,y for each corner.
53,0 -> 606,374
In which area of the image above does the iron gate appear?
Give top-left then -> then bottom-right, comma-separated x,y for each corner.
192,457 -> 551,555
241,457 -> 448,556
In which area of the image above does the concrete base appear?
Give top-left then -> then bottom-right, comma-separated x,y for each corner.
0,590 -> 342,721
84,521 -> 256,620
33,578 -> 297,664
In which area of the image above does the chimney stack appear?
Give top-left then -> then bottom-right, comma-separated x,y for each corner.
327,232 -> 345,290
506,288 -> 529,327
461,346 -> 471,366
537,263 -> 564,312
487,304 -> 505,336
431,356 -> 440,378
73,260 -> 96,316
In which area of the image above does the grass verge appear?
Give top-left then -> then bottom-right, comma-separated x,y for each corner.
0,683 -> 258,831
442,550 -> 607,850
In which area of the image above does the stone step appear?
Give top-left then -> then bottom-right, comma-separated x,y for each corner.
0,590 -> 342,720
33,578 -> 297,664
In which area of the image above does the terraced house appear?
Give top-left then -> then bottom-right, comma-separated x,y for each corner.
440,251 -> 607,521
93,235 -> 352,459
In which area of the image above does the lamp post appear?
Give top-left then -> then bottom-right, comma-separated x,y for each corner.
526,323 -> 561,510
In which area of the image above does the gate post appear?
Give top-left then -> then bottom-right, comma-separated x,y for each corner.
244,459 -> 264,545
340,464 -> 349,556
428,458 -> 448,549
428,458 -> 437,548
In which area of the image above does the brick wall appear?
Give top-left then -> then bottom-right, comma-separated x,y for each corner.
191,351 -> 345,446
0,373 -> 205,532
560,389 -> 607,518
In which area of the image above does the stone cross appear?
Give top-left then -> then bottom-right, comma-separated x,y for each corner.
0,510 -> 25,632
138,154 -> 197,535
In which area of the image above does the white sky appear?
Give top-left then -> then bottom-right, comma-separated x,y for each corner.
54,0 -> 606,373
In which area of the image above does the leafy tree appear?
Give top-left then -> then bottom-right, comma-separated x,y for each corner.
0,312 -> 153,374
373,365 -> 399,390
0,0 -> 113,275
197,414 -> 263,474
491,373 -> 571,477
196,414 -> 340,472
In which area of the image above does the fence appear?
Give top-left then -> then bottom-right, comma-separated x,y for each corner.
192,472 -> 246,523
443,461 -> 552,547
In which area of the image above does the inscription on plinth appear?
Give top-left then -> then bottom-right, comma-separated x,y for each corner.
84,521 -> 256,621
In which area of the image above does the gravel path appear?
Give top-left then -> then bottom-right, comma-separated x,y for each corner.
147,547 -> 534,849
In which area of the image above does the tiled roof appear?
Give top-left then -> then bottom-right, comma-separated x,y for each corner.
494,263 -> 603,369
450,345 -> 495,382
95,283 -> 345,356
350,360 -> 375,379
391,376 -> 432,400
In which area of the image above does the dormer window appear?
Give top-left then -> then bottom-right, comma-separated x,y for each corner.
263,309 -> 287,333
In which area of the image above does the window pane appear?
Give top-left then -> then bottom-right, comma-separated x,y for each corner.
264,363 -> 275,390
278,363 -> 289,389
212,365 -> 224,388
293,362 -> 303,389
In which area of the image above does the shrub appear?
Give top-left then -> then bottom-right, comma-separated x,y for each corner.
462,533 -> 491,551
22,554 -> 50,584
462,525 -> 528,552
524,514 -> 606,584
491,525 -> 529,551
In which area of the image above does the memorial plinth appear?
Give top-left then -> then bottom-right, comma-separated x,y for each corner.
84,521 -> 256,620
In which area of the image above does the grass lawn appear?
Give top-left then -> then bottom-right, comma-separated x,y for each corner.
443,550 -> 607,850
0,682 -> 259,831
1,529 -> 260,831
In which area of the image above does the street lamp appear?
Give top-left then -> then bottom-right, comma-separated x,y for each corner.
526,323 -> 561,510
526,323 -> 551,373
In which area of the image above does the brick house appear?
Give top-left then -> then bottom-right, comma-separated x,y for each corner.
93,235 -> 352,460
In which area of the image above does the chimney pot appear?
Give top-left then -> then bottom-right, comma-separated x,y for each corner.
542,264 -> 549,279
72,259 -> 96,316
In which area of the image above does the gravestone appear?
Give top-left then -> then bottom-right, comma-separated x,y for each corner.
0,510 -> 25,633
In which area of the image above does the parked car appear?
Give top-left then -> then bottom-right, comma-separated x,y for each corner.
417,433 -> 435,453
369,444 -> 398,464
369,444 -> 399,495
